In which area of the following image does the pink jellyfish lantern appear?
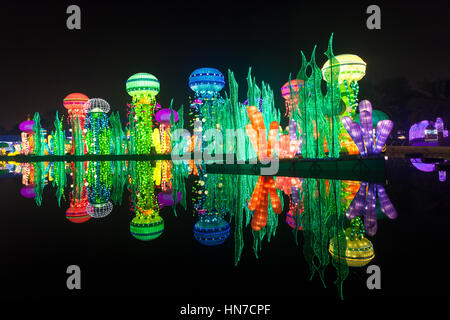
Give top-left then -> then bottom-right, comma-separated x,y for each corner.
281,79 -> 304,118
155,108 -> 179,154
19,118 -> 35,155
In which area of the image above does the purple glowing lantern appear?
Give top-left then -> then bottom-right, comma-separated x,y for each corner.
19,120 -> 35,133
373,120 -> 394,153
155,108 -> 179,125
346,182 -> 368,220
364,184 -> 377,237
410,158 -> 436,172
158,190 -> 182,209
289,119 -> 302,155
20,185 -> 36,198
359,101 -> 374,154
342,117 -> 367,157
439,171 -> 446,182
376,184 -> 398,219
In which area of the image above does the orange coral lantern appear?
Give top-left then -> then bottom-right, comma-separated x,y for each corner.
245,106 -> 282,231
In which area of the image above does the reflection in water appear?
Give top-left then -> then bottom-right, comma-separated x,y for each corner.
12,160 -> 399,299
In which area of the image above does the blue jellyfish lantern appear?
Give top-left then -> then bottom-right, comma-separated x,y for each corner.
189,67 -> 225,100
193,210 -> 230,246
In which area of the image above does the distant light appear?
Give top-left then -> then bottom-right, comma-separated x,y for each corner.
397,135 -> 406,140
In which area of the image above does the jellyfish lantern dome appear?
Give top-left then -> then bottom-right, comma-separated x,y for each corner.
130,209 -> 164,241
189,67 -> 225,100
321,54 -> 366,116
193,210 -> 230,246
126,72 -> 160,103
63,93 -> 90,122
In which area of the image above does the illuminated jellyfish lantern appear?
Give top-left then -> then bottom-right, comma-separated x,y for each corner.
157,190 -> 181,209
329,223 -> 375,267
126,72 -> 160,104
130,209 -> 164,241
86,161 -> 113,218
321,54 -> 366,117
63,92 -> 90,130
155,108 -> 179,154
188,67 -> 225,101
19,118 -> 35,155
281,79 -> 304,117
126,73 -> 160,154
20,185 -> 36,198
66,206 -> 91,223
86,202 -> 113,219
193,210 -> 230,246
85,98 -> 111,155
63,93 -> 89,154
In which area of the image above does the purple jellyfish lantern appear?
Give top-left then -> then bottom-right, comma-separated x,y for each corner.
155,108 -> 179,125
158,190 -> 182,209
19,120 -> 35,133
20,185 -> 36,198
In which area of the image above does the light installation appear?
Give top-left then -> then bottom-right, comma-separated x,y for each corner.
281,79 -> 304,118
188,67 -> 225,153
342,100 -> 394,157
194,210 -> 230,246
129,161 -> 164,241
85,98 -> 111,155
19,117 -> 34,155
246,105 -> 282,230
409,117 -> 448,146
299,177 -> 347,299
154,107 -> 179,154
275,176 -> 303,230
66,161 -> 90,223
154,160 -> 182,210
345,182 -> 397,237
187,68 -> 228,238
126,73 -> 160,155
329,216 -> 375,267
86,161 -> 113,218
63,93 -> 89,155
286,34 -> 345,159
321,54 -> 366,118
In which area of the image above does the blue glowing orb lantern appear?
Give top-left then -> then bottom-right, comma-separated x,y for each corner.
193,210 -> 230,246
188,67 -> 225,100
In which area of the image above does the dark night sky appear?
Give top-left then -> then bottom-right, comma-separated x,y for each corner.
0,1 -> 449,131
